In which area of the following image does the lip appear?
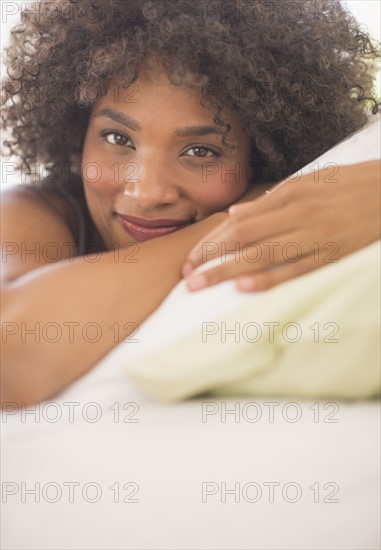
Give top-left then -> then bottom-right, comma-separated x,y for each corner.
116,214 -> 193,242
117,213 -> 193,228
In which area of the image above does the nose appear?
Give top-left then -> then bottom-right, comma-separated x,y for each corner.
121,156 -> 180,209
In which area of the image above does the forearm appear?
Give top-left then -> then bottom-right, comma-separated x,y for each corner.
1,213 -> 226,404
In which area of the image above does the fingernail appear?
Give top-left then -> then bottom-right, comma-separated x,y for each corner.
228,205 -> 240,216
236,277 -> 256,290
187,273 -> 208,291
228,204 -> 246,218
182,261 -> 194,277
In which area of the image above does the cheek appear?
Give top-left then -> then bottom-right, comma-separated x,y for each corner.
81,143 -> 116,198
195,164 -> 249,210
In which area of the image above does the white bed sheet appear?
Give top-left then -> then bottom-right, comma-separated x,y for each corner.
1,370 -> 380,549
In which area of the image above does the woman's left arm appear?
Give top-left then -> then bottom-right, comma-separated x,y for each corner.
182,160 -> 381,292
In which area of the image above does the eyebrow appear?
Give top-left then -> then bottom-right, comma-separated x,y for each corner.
93,109 -> 141,131
93,108 -> 226,137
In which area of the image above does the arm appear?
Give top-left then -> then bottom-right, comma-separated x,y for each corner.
1,188 -> 227,405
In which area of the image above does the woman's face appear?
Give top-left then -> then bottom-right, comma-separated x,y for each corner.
81,65 -> 252,249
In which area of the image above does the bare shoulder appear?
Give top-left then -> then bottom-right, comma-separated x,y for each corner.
0,184 -> 79,284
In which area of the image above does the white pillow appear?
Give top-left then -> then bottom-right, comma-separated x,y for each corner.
292,112 -> 380,173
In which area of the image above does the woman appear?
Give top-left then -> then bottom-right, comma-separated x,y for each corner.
1,0 -> 380,405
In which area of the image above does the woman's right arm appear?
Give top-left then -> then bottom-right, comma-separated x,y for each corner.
1,186 -> 227,405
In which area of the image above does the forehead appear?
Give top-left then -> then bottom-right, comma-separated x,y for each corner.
96,66 -> 243,131
99,67 -> 206,113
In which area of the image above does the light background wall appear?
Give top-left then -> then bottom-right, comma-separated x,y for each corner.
1,0 -> 380,190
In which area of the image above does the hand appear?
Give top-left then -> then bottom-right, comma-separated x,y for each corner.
181,160 -> 381,292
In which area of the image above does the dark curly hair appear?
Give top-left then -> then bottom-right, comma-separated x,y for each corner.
1,0 -> 380,197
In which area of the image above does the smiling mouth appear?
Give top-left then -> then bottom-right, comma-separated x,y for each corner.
116,213 -> 194,227
116,214 -> 193,242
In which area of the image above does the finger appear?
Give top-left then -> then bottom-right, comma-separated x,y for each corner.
229,171 -> 318,221
185,231 -> 304,291
181,217 -> 231,276
185,205 -> 301,271
185,253 -> 257,292
228,179 -> 291,219
235,252 -> 324,292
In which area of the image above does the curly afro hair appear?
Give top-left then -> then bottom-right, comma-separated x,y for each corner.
1,0 -> 380,197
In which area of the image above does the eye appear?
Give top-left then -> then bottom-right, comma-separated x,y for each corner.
100,131 -> 131,147
183,145 -> 220,158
